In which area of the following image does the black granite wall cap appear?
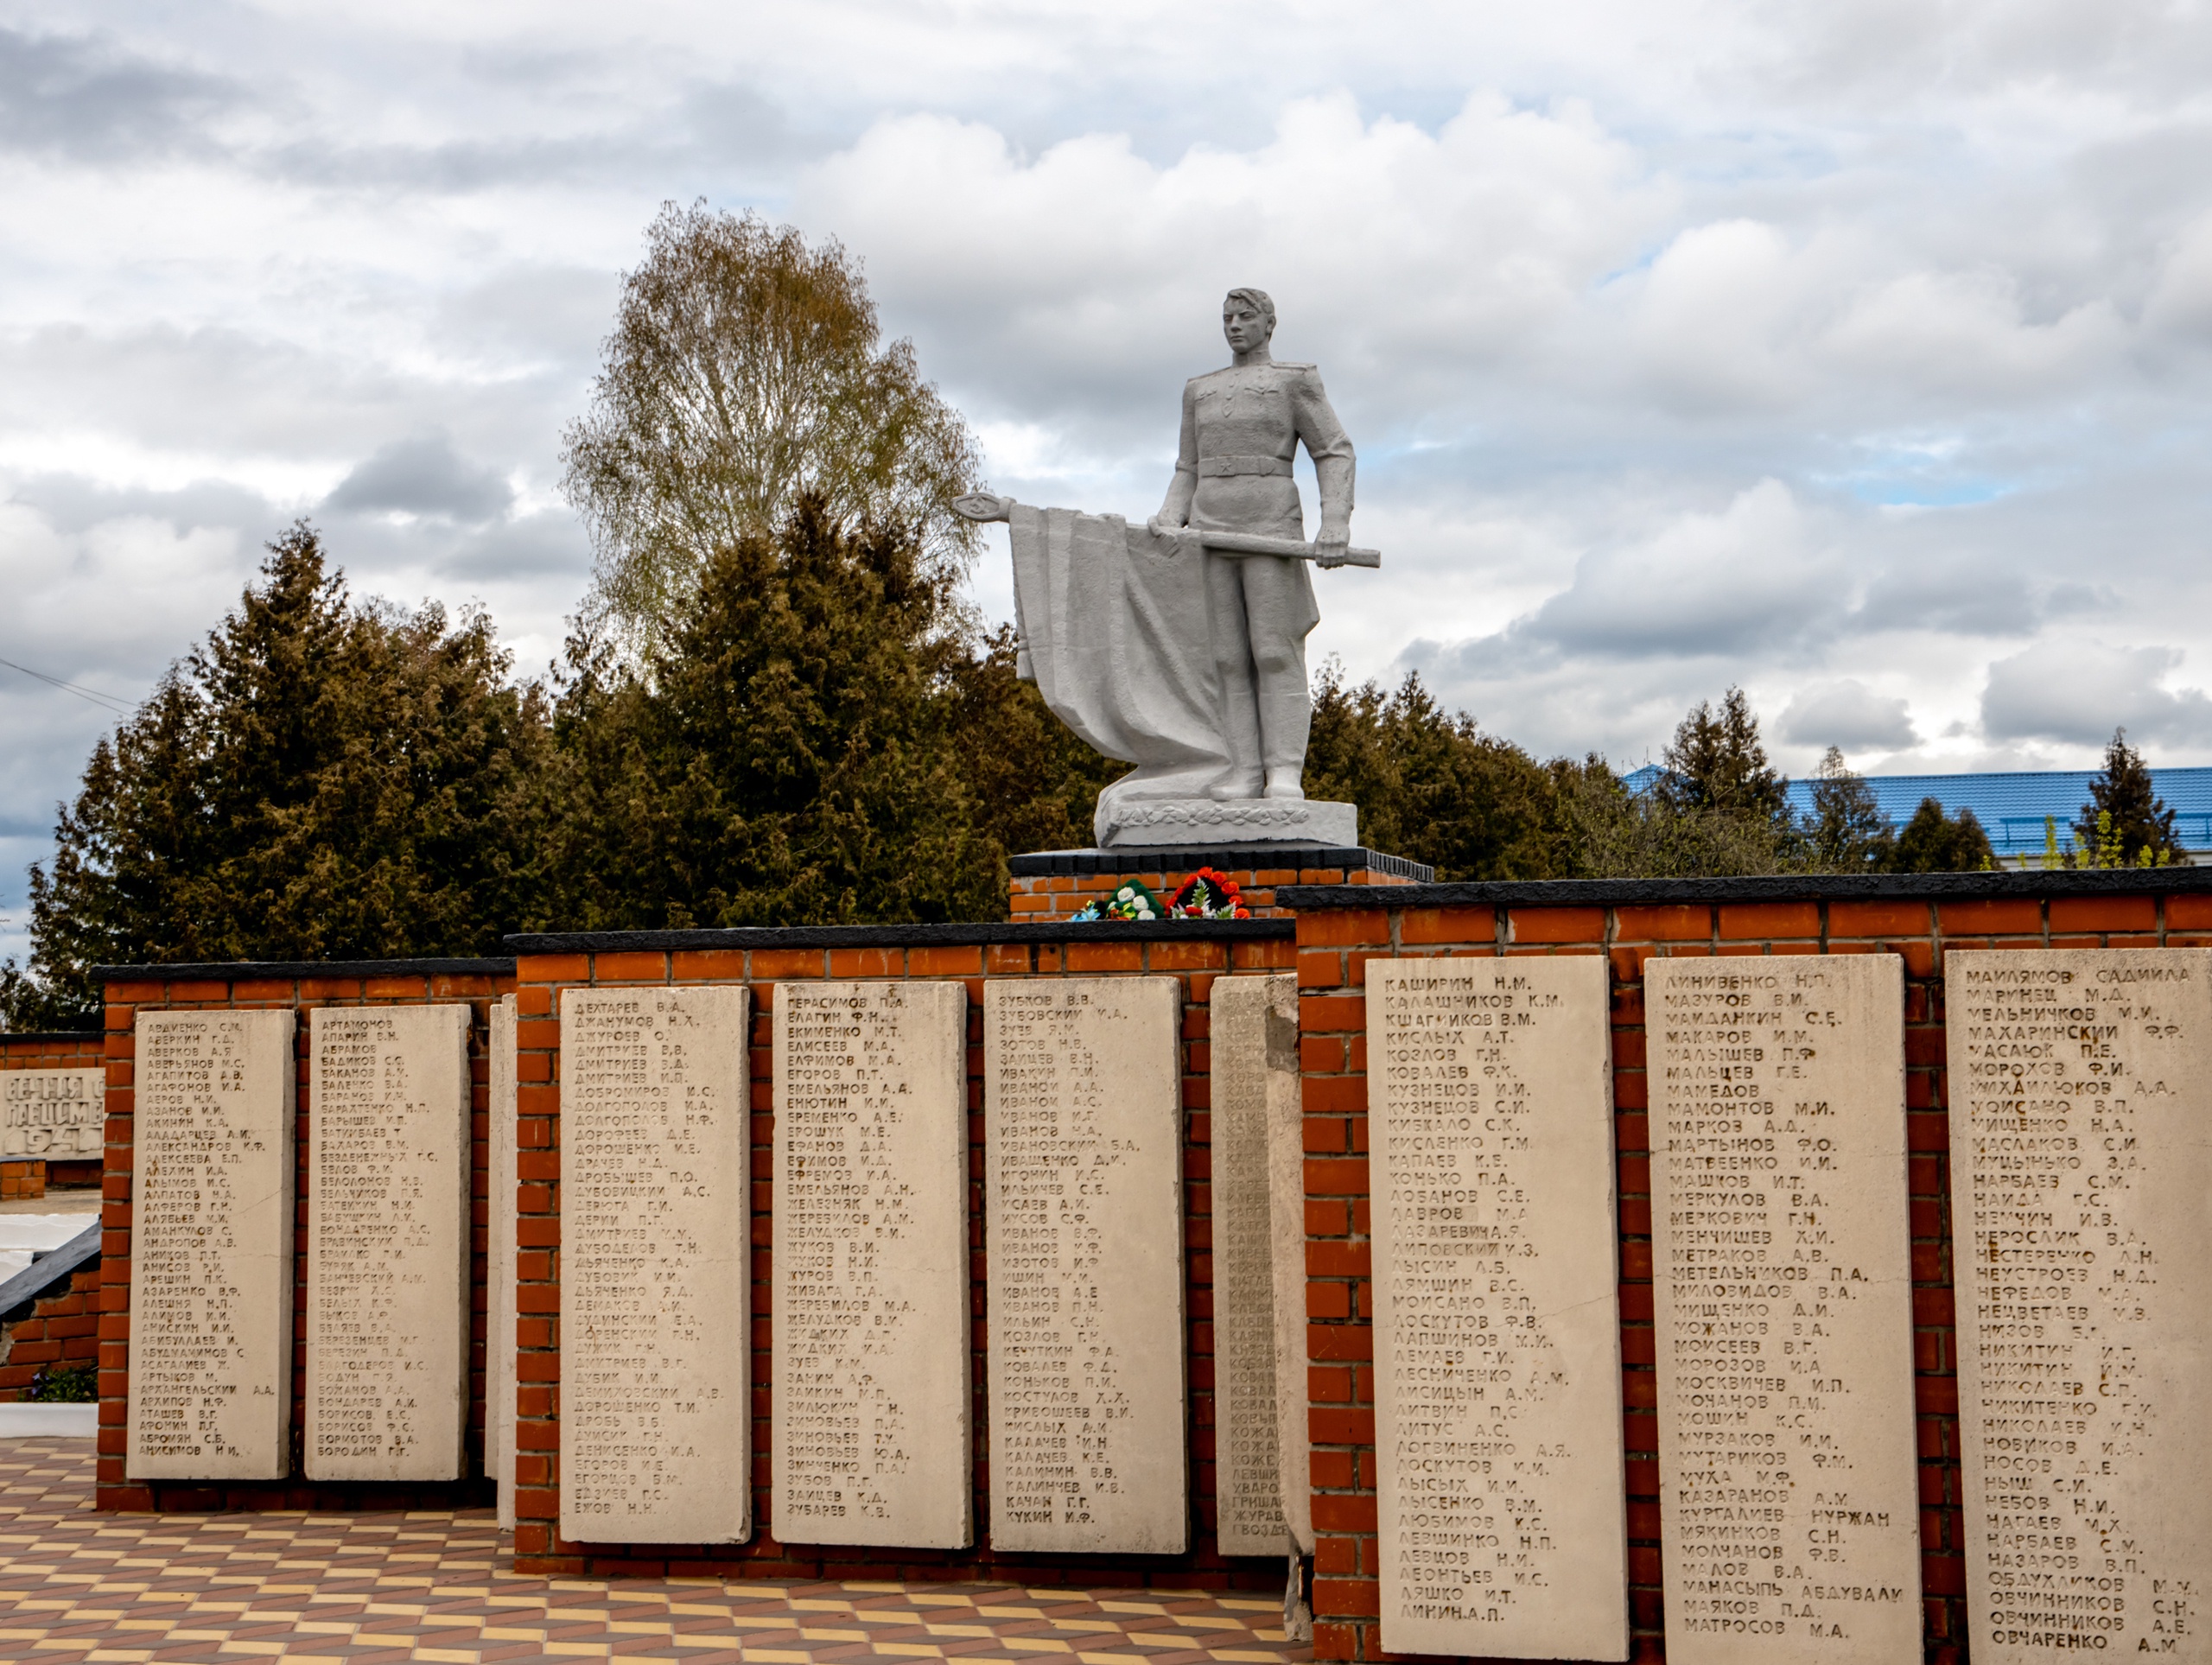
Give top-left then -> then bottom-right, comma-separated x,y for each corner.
1275,866 -> 2212,911
507,918 -> 1296,953
92,957 -> 518,981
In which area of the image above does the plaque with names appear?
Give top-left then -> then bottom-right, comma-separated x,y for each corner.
772,980 -> 971,1547
491,995 -> 518,1529
127,1008 -> 296,1480
1210,973 -> 1300,1556
985,977 -> 1188,1554
1368,956 -> 1628,1662
1948,949 -> 2212,1665
305,1005 -> 473,1481
1648,956 -> 1923,1664
561,985 -> 751,1544
3,1066 -> 105,1158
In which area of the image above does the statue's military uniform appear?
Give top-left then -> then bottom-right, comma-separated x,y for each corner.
1163,359 -> 1357,798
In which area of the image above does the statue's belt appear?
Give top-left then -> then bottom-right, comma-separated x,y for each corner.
1195,454 -> 1294,478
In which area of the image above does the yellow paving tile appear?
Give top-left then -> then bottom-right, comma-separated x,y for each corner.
0,1443 -> 1306,1665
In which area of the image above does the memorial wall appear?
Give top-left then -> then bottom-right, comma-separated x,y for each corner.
304,1005 -> 474,1481
1648,956 -> 1922,1665
88,880 -> 2212,1663
127,1008 -> 296,1481
1366,955 -> 1630,1661
772,980 -> 971,1548
1948,948 -> 2212,1665
560,984 -> 753,1545
3,1065 -> 105,1160
984,976 -> 1189,1555
95,960 -> 512,1513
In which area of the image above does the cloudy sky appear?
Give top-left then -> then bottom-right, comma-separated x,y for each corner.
6,1 -> 2212,957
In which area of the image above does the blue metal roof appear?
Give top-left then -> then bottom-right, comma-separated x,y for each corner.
1619,764 -> 2212,855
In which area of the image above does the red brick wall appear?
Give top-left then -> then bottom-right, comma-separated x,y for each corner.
1291,888 -> 2212,1665
0,1033 -> 106,1198
93,967 -> 513,1514
510,931 -> 1295,1585
1011,862 -> 1415,922
0,1262 -> 100,1401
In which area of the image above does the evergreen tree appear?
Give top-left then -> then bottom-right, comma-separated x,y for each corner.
1888,798 -> 1996,873
1302,666 -> 1582,880
1658,687 -> 1789,822
3,524 -> 550,1025
1802,747 -> 1894,873
544,498 -> 1005,928
2075,728 -> 2180,864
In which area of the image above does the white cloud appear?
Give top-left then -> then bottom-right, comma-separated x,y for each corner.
7,0 -> 2212,958
1981,639 -> 2212,747
1777,680 -> 1919,753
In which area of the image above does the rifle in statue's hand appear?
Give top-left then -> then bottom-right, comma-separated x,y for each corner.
951,493 -> 1382,569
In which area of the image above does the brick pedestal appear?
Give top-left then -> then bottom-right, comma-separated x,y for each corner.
1007,844 -> 1431,921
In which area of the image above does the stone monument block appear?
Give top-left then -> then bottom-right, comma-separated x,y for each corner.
305,1005 -> 474,1481
561,985 -> 751,1545
490,995 -> 518,1530
3,1067 -> 105,1159
985,977 -> 1188,1554
1367,956 -> 1628,1662
1647,957 -> 1922,1664
1209,973 -> 1303,1556
127,1008 -> 296,1480
1948,950 -> 2212,1665
772,980 -> 971,1547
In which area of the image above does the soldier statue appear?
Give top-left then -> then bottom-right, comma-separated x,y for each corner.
1149,288 -> 1356,803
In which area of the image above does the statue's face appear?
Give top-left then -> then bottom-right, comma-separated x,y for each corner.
1223,299 -> 1273,353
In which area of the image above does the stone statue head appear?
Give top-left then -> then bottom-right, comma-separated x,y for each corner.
1223,287 -> 1275,354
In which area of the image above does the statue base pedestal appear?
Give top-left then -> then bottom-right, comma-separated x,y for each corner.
1007,842 -> 1433,923
1096,797 -> 1358,850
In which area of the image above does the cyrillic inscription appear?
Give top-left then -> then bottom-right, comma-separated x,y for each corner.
1368,956 -> 1628,1662
127,1009 -> 296,1480
3,1067 -> 105,1158
306,1005 -> 473,1480
560,985 -> 750,1544
1649,956 -> 1922,1663
1211,973 -> 1300,1556
772,980 -> 970,1547
985,977 -> 1188,1554
1948,949 -> 2212,1665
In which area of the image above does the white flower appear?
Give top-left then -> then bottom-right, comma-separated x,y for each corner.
1136,906 -> 1154,918
1116,886 -> 1135,901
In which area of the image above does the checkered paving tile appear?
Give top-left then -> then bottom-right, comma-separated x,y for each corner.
0,1442 -> 1309,1664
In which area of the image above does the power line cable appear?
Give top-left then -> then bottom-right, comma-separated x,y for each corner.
0,656 -> 137,717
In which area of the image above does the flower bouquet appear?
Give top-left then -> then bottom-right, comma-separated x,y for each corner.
1166,867 -> 1250,919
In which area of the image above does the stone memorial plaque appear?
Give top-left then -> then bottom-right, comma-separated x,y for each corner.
1368,956 -> 1628,1662
127,1009 -> 296,1480
3,1067 -> 105,1159
1948,949 -> 2212,1665
1648,957 -> 1922,1663
1210,974 -> 1301,1557
305,1005 -> 473,1481
772,981 -> 971,1547
985,977 -> 1188,1554
491,995 -> 518,1530
561,985 -> 750,1544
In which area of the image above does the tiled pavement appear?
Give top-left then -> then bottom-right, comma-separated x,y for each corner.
0,1442 -> 1311,1665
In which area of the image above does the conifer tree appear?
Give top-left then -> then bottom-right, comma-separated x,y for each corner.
1657,687 -> 1789,822
3,524 -> 549,1025
1889,798 -> 1995,872
1803,747 -> 1894,872
2075,728 -> 2180,864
